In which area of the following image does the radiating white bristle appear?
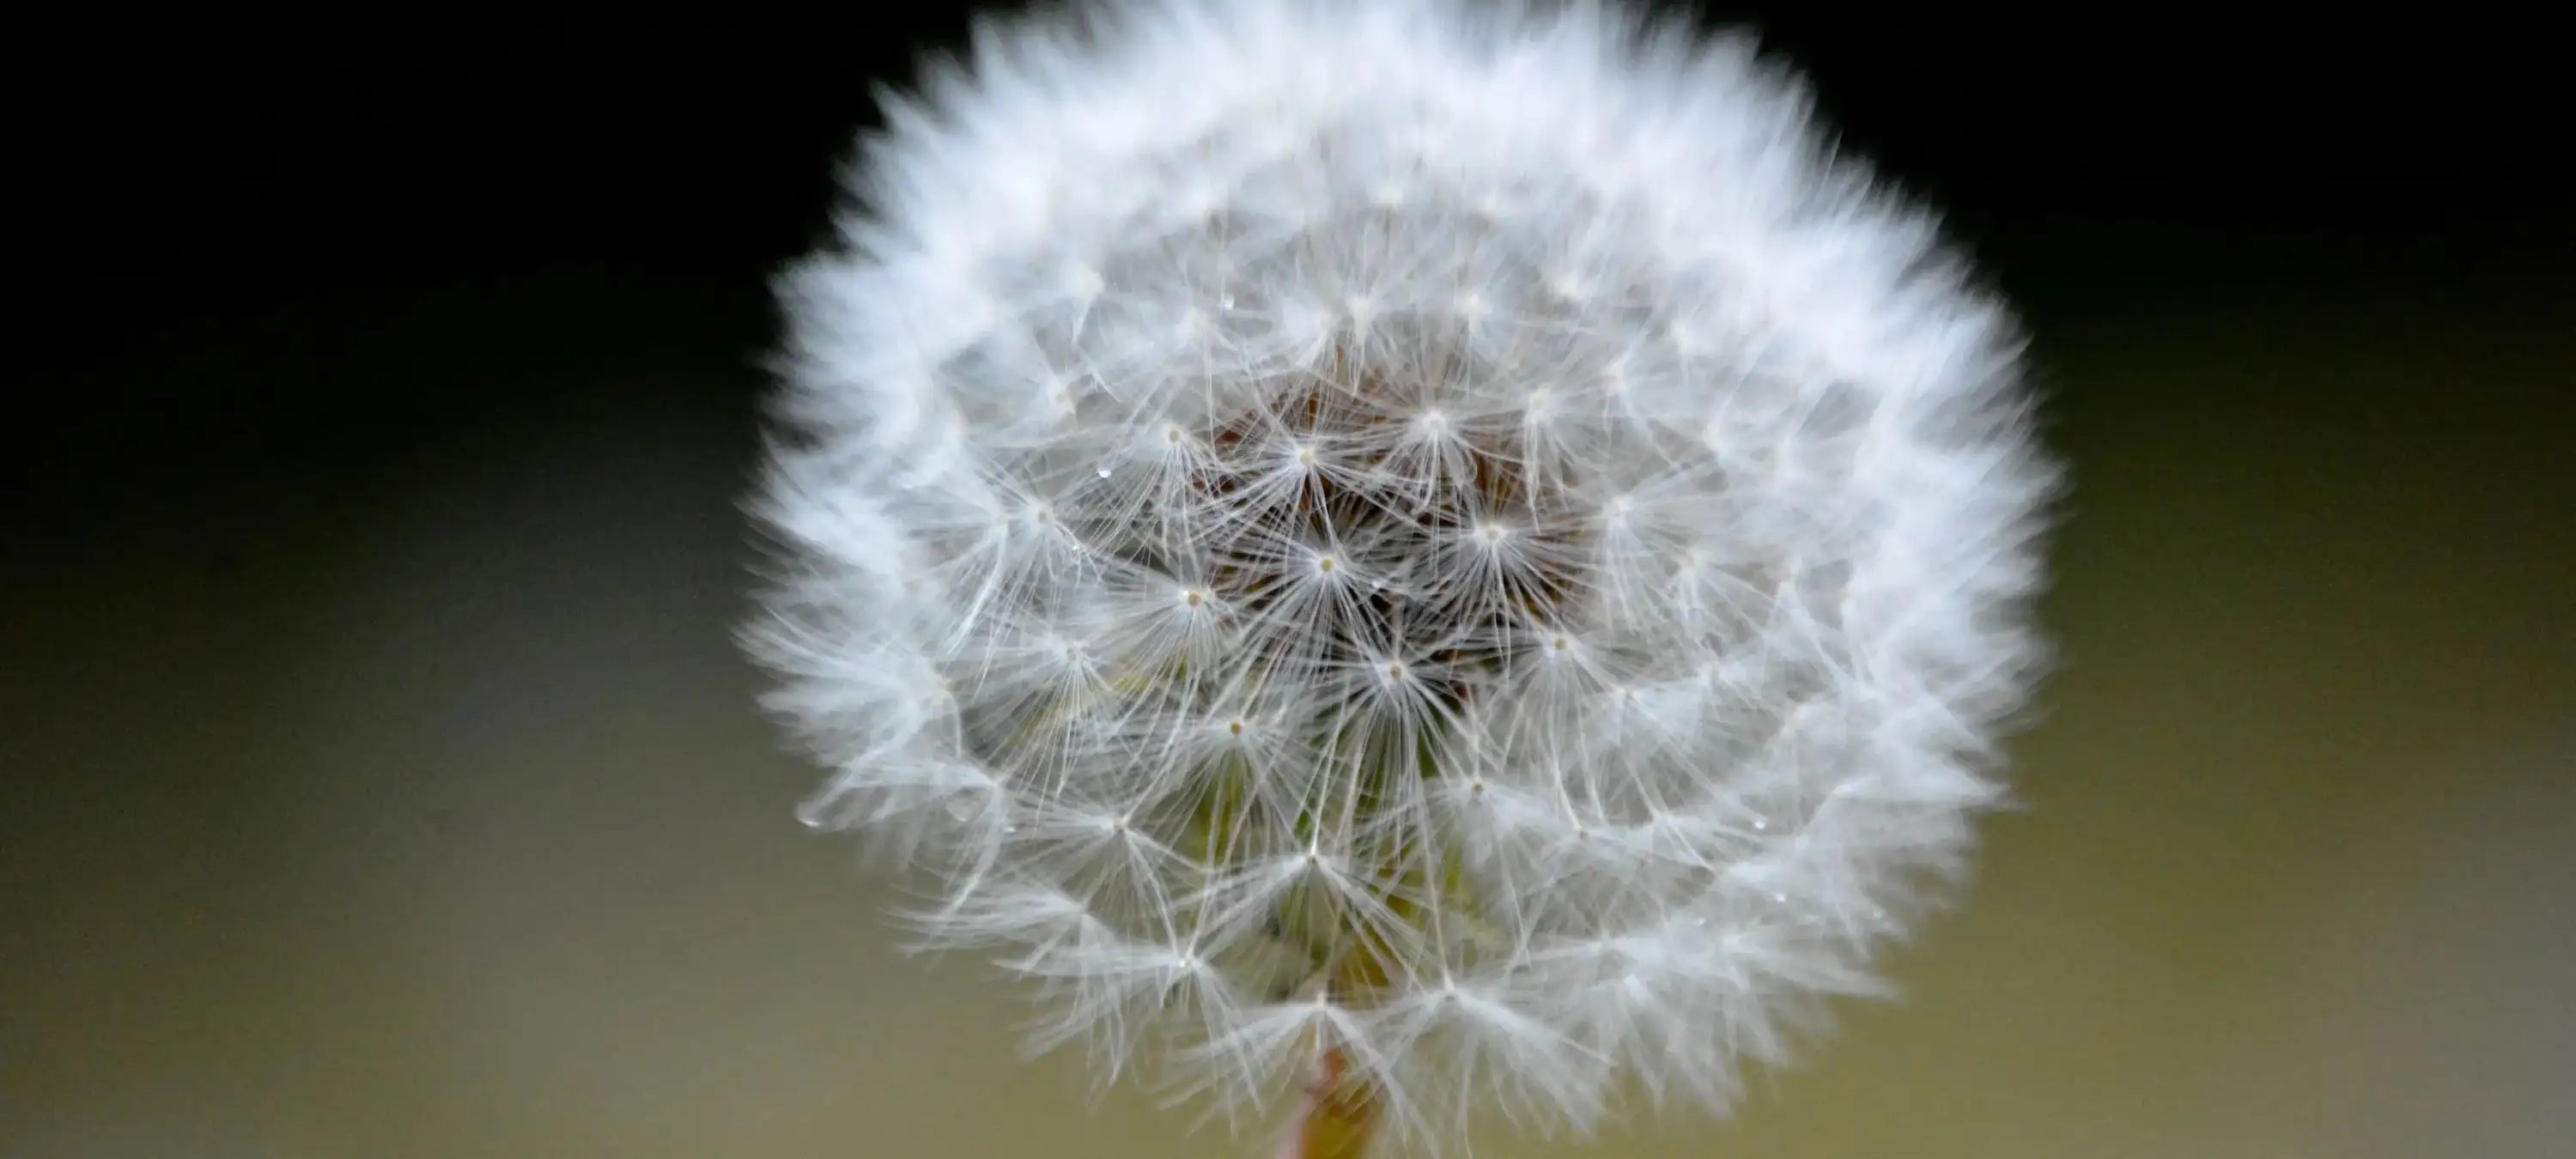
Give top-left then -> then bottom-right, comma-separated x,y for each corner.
744,0 -> 2058,1151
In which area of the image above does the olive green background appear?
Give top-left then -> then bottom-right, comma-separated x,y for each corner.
6,256 -> 2568,1158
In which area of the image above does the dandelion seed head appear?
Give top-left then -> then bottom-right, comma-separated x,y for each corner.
746,0 -> 2058,1150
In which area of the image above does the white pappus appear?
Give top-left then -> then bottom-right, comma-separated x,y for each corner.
744,0 -> 2060,1152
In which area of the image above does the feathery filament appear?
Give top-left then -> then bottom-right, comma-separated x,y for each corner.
745,0 -> 2057,1151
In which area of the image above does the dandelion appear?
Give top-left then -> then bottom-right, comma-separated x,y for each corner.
744,0 -> 2059,1153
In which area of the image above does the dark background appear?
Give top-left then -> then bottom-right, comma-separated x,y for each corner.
9,5 -> 2570,1157
27,8 -> 2568,515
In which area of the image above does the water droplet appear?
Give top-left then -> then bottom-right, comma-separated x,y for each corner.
944,794 -> 986,825
1218,293 -> 1236,309
1095,465 -> 1113,478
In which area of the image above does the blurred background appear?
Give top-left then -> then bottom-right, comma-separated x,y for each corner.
6,5 -> 2568,1156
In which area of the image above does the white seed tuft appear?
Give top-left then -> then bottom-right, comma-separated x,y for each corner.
745,0 -> 2059,1150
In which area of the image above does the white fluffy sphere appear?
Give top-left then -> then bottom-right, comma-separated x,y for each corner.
746,0 -> 2058,1149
